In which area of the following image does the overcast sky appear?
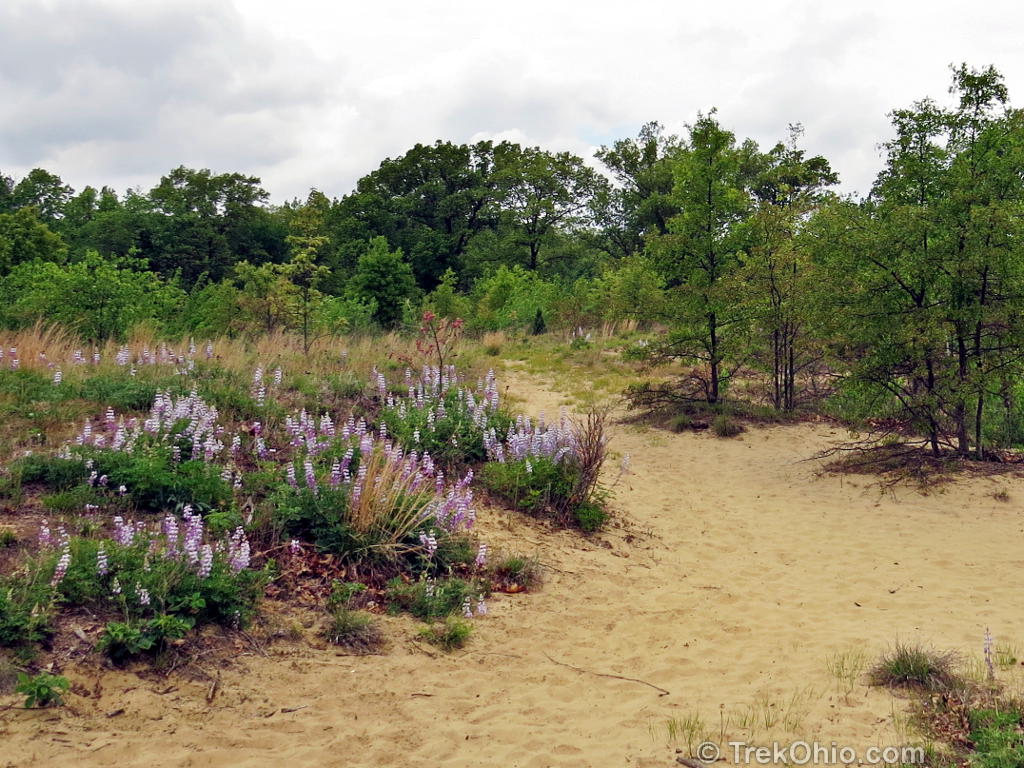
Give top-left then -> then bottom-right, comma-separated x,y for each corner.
2,0 -> 1022,203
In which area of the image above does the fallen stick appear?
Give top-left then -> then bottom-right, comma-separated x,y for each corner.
543,653 -> 670,696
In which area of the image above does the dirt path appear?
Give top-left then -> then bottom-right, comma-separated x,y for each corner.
3,370 -> 1023,767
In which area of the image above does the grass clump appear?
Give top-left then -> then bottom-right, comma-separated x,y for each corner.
489,552 -> 543,591
869,641 -> 961,690
324,609 -> 385,654
711,413 -> 744,438
419,616 -> 472,651
322,579 -> 385,654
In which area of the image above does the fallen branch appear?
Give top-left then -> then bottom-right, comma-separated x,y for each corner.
543,653 -> 669,696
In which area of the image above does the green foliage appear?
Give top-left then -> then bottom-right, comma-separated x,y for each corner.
0,576 -> 54,648
98,614 -> 195,664
968,707 -> 1024,768
0,206 -> 67,274
323,608 -> 385,653
381,388 -> 512,467
470,265 -> 563,332
48,533 -> 266,637
418,616 -> 472,651
15,671 -> 69,708
74,446 -> 231,513
573,501 -> 609,533
12,454 -> 88,490
0,252 -> 184,340
348,237 -> 417,328
481,456 -> 575,515
386,576 -> 484,621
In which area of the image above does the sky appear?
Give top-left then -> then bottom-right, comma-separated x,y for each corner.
2,0 -> 1022,203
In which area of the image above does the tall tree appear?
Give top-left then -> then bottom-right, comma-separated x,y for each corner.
594,122 -> 681,257
645,112 -> 753,403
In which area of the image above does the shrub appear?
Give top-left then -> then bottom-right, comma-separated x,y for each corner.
669,413 -> 694,433
712,414 -> 743,438
869,642 -> 960,690
11,454 -> 88,491
419,616 -> 472,651
324,608 -> 385,654
15,671 -> 69,708
47,511 -> 265,636
275,424 -> 478,564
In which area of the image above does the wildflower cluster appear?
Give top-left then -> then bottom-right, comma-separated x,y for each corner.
378,366 -> 508,465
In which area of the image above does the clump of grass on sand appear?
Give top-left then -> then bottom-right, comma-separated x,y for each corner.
869,641 -> 961,690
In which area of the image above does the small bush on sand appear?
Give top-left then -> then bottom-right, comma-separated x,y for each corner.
324,608 -> 385,654
869,642 -> 960,690
712,413 -> 743,438
488,552 -> 543,591
419,616 -> 472,651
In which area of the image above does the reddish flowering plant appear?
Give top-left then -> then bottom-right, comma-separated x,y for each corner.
410,311 -> 464,372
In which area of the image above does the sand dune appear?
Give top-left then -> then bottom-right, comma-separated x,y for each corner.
3,370 -> 1023,767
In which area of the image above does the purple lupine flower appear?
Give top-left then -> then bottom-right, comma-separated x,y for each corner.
227,527 -> 250,574
135,584 -> 150,606
111,576 -> 122,595
476,595 -> 487,616
475,542 -> 488,567
118,484 -> 127,496
163,514 -> 180,557
51,549 -> 71,587
418,530 -> 438,557
52,369 -> 62,385
198,544 -> 214,578
304,459 -> 317,492
38,520 -> 53,548
462,598 -> 473,619
96,546 -> 108,576
286,463 -> 298,488
182,507 -> 203,565
289,538 -> 302,554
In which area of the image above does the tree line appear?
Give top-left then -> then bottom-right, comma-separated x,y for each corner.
2,64 -> 1023,458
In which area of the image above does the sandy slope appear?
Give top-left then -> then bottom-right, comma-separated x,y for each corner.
3,369 -> 1024,768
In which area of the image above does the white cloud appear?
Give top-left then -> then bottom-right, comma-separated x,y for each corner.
2,0 -> 1022,201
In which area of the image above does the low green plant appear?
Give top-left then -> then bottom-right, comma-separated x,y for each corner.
97,614 -> 194,664
386,576 -> 485,621
968,707 -> 1024,768
827,647 -> 867,700
15,671 -> 69,708
489,552 -> 543,591
0,527 -> 17,548
419,616 -> 472,651
0,574 -> 55,648
324,608 -> 385,654
869,641 -> 960,690
669,413 -> 694,433
712,413 -> 743,438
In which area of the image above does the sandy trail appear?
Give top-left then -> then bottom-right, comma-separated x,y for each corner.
3,369 -> 1024,768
